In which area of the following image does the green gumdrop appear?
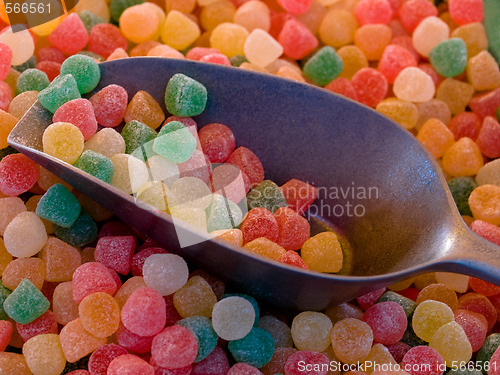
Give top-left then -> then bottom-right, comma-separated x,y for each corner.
303,46 -> 344,86
78,10 -> 106,33
228,327 -> 275,368
153,121 -> 197,163
122,120 -> 158,154
54,211 -> 98,247
110,0 -> 145,22
429,38 -> 468,78
377,291 -> 417,317
165,73 -> 208,117
60,54 -> 101,94
0,284 -> 12,320
247,180 -> 288,213
36,183 -> 82,228
73,150 -> 114,183
448,177 -> 478,216
477,333 -> 500,372
207,194 -> 243,233
230,55 -> 248,67
38,74 -> 81,113
177,316 -> 218,362
401,318 -> 427,347
16,68 -> 50,93
3,279 -> 50,324
13,55 -> 37,73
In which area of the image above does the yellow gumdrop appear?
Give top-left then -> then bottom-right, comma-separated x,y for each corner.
243,237 -> 286,260
451,22 -> 488,58
42,122 -> 84,164
387,277 -> 415,292
147,44 -> 185,58
436,78 -> 475,115
416,118 -> 455,158
319,9 -> 358,48
200,0 -> 236,32
468,184 -> 500,225
120,4 -> 161,44
363,343 -> 397,372
234,0 -> 271,32
442,137 -> 484,177
412,300 -> 454,342
79,292 -> 120,338
23,334 -> 66,375
429,321 -> 472,367
161,10 -> 200,50
75,0 -> 110,21
435,272 -> 470,293
337,45 -> 368,80
301,232 -> 343,273
0,109 -> 18,149
173,276 -> 217,318
210,22 -> 249,58
30,14 -> 65,37
467,50 -> 500,91
376,98 -> 419,130
413,273 -> 437,290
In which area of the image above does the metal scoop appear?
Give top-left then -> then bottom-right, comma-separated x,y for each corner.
8,57 -> 500,311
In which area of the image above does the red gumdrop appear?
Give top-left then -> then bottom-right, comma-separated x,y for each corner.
191,346 -> 230,375
469,88 -> 500,119
72,262 -> 118,304
356,288 -> 386,310
418,63 -> 442,88
398,287 -> 419,301
53,98 -> 98,140
471,220 -> 500,246
35,61 -> 61,82
469,277 -> 500,297
89,84 -> 128,128
277,0 -> 313,15
278,18 -> 318,60
199,53 -> 231,66
476,116 -> 500,158
178,149 -> 212,185
121,287 -> 167,337
390,35 -> 420,63
186,47 -> 221,61
228,363 -> 263,375
107,267 -> 123,290
16,310 -> 58,342
277,250 -> 309,270
98,221 -> 134,239
490,346 -> 500,375
131,247 -> 169,277
362,301 -> 407,345
448,0 -> 483,25
0,154 -> 39,197
164,294 -> 183,326
269,12 -> 295,39
88,24 -> 128,59
151,325 -> 198,369
324,77 -> 359,101
48,13 -> 89,55
351,68 -> 388,108
41,281 -> 58,304
37,46 -> 65,64
211,164 -> 248,203
386,341 -> 411,363
280,179 -> 318,216
0,320 -> 13,351
165,116 -> 198,130
402,346 -> 444,375
454,309 -> 488,352
0,80 -> 12,111
284,351 -> 329,375
378,44 -> 417,84
0,42 -> 12,80
448,112 -> 482,141
354,0 -> 393,25
107,354 -> 154,375
274,207 -> 310,250
226,147 -> 265,189
240,207 -> 279,244
151,356 -> 192,375
116,324 -> 154,353
458,292 -> 498,331
95,236 -> 136,275
88,344 -> 128,375
199,123 -> 236,164
398,0 -> 438,32
66,371 -> 91,375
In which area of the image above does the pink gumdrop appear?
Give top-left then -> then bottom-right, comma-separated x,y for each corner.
0,80 -> 13,111
116,324 -> 154,354
211,164 -> 247,203
164,294 -> 183,326
448,112 -> 482,141
98,221 -> 134,239
226,147 -> 264,190
398,0 -> 438,32
240,207 -> 279,244
490,346 -> 500,375
269,12 -> 295,39
402,346 -> 444,375
0,154 -> 39,197
88,24 -> 128,59
186,47 -> 221,61
48,13 -> 89,55
386,341 -> 411,363
280,179 -> 318,216
89,84 -> 128,128
36,61 -> 61,82
324,77 -> 359,101
151,356 -> 192,375
363,301 -> 407,345
191,346 -> 230,375
95,236 -> 136,275
107,354 -> 154,375
277,0 -> 313,15
448,0 -> 483,25
351,68 -> 389,108
121,287 -> 167,337
284,351 -> 329,375
107,267 -> 123,290
151,325 -> 198,369
88,343 -> 129,375
53,99 -> 98,140
354,0 -> 393,25
277,250 -> 309,270
131,247 -> 169,277
0,320 -> 13,351
165,116 -> 198,130
0,42 -> 12,80
178,149 -> 213,185
356,288 -> 386,310
378,44 -> 417,84
278,18 -> 318,60
199,53 -> 231,66
470,88 -> 500,119
454,309 -> 488,352
391,35 -> 420,63
274,207 -> 310,250
471,220 -> 500,246
228,363 -> 264,375
37,46 -> 66,64
72,262 -> 118,304
199,123 -> 236,164
476,116 -> 500,159
16,310 -> 58,342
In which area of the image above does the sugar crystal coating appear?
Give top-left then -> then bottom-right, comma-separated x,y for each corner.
4,212 -> 47,258
151,325 -> 198,369
165,74 -> 208,117
143,253 -> 189,296
60,54 -> 101,94
121,287 -> 167,336
212,296 -> 255,341
3,279 -> 50,325
38,75 -> 81,114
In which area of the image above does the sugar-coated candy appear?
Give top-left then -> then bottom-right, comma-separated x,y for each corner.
165,74 -> 207,118
0,320 -> 12,351
412,16 -> 450,58
4,211 -> 47,258
116,323 -> 154,353
173,276 -> 217,318
88,24 -> 128,59
38,74 -> 81,114
363,301 -> 407,345
290,311 -> 332,352
36,183 -> 81,227
211,164 -> 247,203
130,247 -> 167,277
398,0 -> 438,32
8,90 -> 37,120
417,119 -> 455,159
0,284 -> 11,321
280,179 -> 318,215
449,112 -> 482,141
120,4 -> 162,45
0,110 -> 19,149
16,69 -> 49,93
378,45 -> 417,85
16,309 -> 58,342
121,120 -> 157,156
60,318 -> 106,363
278,18 -> 318,60
22,334 -> 66,375
42,122 -> 85,165
190,345 -> 230,375
477,334 -> 500,367
72,262 -> 117,304
331,318 -> 373,364
48,14 -> 89,55
207,194 -> 243,232
243,237 -> 286,260
79,292 -> 120,338
325,303 -> 364,325
273,207 -> 309,250
88,344 -> 128,375
476,116 -> 500,159
95,235 -> 135,274
151,325 -> 198,369
0,352 -> 32,375
351,68 -> 388,108
110,154 -> 149,194
283,350 -> 329,375
107,354 -> 154,375
53,99 -> 98,141
442,137 -> 484,177
416,283 -> 458,310
302,46 -> 343,86
211,296 -> 255,341
429,321 -> 472,366
90,84 -> 128,128
429,38 -> 468,78
52,282 -> 79,325
412,300 -> 454,342
121,287 -> 166,336
160,10 -> 199,50
0,153 -> 38,197
85,128 -> 126,159
243,29 -> 282,68
153,121 -> 197,163
39,237 -> 82,282
0,238 -> 13,276
199,123 -> 235,163
228,363 -> 263,375
177,316 -> 218,362
247,180 -> 288,213
358,289 -> 388,312
124,90 -> 165,130
458,293 -> 497,331
226,146 -> 264,189
227,327 -> 273,368
258,315 -> 293,349
354,24 -> 392,61
454,309 -> 487,352
4,279 -> 50,325
377,291 -> 416,317
468,184 -> 500,225
53,210 -> 98,247
449,0 -> 483,25
467,51 -> 500,92
2,257 -> 45,290
60,55 -> 101,95
74,150 -> 114,183
393,67 -> 435,103
402,346 -> 444,375
301,232 -> 343,273
143,253 -> 189,296
0,42 -> 12,80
